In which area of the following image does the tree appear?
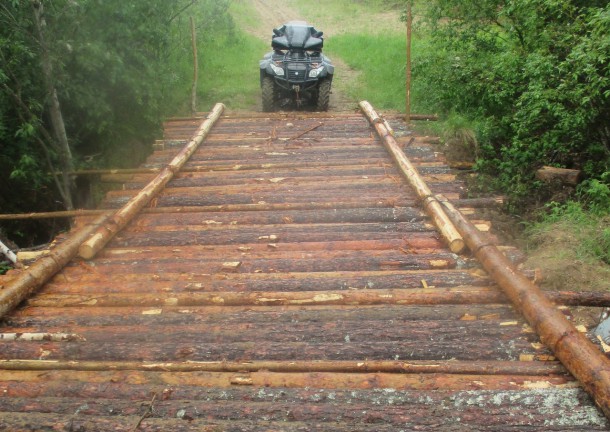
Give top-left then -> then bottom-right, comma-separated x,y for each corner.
416,0 -> 610,201
0,0 -> 233,245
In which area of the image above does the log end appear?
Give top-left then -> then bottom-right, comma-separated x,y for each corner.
535,166 -> 582,186
78,243 -> 96,260
449,238 -> 466,254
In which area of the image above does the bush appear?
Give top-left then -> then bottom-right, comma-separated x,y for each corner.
417,1 -> 610,203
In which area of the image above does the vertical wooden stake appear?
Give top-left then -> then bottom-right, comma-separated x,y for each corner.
190,16 -> 198,117
405,0 -> 413,123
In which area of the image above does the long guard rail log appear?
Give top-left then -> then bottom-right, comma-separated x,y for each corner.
360,102 -> 610,419
78,103 -> 225,260
0,103 -> 608,430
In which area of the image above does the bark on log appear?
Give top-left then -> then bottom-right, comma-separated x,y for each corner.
437,194 -> 610,419
78,103 -> 225,260
0,197 -> 500,220
3,394 -> 601,432
359,101 -> 465,254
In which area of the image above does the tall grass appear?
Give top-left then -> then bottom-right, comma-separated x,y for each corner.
326,33 -> 431,112
164,30 -> 267,114
198,33 -> 267,111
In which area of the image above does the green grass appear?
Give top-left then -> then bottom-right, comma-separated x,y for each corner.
228,0 -> 261,31
198,33 -> 268,110
326,33 -> 432,112
286,0 -> 404,35
523,201 -> 610,291
165,30 -> 268,114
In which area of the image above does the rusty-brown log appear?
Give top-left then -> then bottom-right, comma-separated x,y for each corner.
359,101 -> 465,254
0,369 -> 576,392
0,197 -> 503,221
78,103 -> 225,260
0,212 -> 111,319
437,194 -> 610,418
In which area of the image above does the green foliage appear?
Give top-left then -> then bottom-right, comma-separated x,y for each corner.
0,261 -> 11,276
328,33 -> 432,112
197,33 -> 267,110
0,0 -> 234,245
577,173 -> 610,216
418,0 -> 610,203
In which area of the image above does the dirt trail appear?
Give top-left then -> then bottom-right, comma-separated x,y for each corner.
236,0 -> 362,111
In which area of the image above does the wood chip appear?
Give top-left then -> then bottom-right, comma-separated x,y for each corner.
597,335 -> 610,353
230,374 -> 253,386
222,262 -> 241,272
258,235 -> 278,241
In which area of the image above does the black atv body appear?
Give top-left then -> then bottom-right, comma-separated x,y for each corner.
259,21 -> 334,112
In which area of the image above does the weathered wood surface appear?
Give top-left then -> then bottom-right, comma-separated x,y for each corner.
0,109 -> 606,429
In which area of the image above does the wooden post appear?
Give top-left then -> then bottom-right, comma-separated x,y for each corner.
190,16 -> 198,117
405,0 -> 413,123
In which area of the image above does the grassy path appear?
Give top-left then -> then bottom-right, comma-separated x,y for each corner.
229,0 -> 403,111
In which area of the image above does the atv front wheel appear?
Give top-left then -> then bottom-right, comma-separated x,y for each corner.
316,78 -> 332,111
261,76 -> 276,112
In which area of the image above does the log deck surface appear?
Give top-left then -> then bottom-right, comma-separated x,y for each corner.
0,110 -> 608,430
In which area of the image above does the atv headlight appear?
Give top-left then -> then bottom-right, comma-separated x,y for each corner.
309,66 -> 325,78
270,63 -> 284,76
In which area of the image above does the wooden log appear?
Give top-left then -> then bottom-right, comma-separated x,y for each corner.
0,358 -> 566,375
0,369 -> 576,392
536,166 -> 582,186
23,287 -> 513,309
0,212 -> 112,319
119,173 -> 456,190
3,390 -> 601,432
0,335 -> 545,363
4,303 -> 520,327
359,101 -> 465,254
437,194 -> 610,419
2,311 -> 552,362
0,385 -> 603,431
0,197 -> 498,221
15,250 -> 49,262
78,103 -> 225,260
102,188 -> 462,209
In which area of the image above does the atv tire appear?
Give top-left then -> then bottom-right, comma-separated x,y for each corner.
316,78 -> 332,111
261,76 -> 276,112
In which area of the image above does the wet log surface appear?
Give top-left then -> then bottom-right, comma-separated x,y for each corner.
0,111 -> 607,430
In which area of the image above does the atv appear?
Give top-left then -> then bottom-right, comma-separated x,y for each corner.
259,21 -> 334,112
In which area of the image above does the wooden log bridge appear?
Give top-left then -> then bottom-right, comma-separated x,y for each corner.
0,103 -> 609,430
